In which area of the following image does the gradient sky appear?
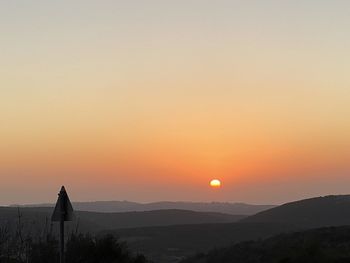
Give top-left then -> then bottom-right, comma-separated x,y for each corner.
1,1 -> 349,205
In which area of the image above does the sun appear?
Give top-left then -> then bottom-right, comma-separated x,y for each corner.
210,179 -> 221,188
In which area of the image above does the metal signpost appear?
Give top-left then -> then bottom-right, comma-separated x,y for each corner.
51,186 -> 74,263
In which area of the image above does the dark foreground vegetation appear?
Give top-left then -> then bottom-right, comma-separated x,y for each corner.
181,226 -> 350,263
0,230 -> 148,263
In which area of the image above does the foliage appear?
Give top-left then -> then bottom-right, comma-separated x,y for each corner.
0,209 -> 149,263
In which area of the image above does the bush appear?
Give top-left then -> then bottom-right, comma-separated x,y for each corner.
0,231 -> 149,263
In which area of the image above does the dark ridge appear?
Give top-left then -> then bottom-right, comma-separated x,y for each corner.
0,207 -> 244,233
12,201 -> 275,215
241,195 -> 350,227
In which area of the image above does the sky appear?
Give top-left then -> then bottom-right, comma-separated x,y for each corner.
0,1 -> 349,205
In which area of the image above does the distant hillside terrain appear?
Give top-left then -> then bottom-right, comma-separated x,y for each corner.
14,201 -> 274,215
78,209 -> 244,229
109,222 -> 298,263
0,207 -> 244,233
105,195 -> 350,262
241,195 -> 350,227
181,226 -> 350,263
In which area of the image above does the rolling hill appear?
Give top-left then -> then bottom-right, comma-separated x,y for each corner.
241,195 -> 350,227
78,209 -> 244,229
0,207 -> 244,233
13,201 -> 274,215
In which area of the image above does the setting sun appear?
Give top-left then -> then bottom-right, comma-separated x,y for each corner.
210,179 -> 221,188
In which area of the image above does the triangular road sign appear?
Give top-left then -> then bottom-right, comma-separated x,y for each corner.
52,186 -> 75,222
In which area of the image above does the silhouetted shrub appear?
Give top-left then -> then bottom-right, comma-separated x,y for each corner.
28,235 -> 58,263
0,231 -> 149,263
65,233 -> 138,263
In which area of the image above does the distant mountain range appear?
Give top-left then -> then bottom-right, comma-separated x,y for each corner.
12,200 -> 275,215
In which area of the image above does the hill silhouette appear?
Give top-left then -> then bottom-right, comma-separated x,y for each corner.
0,207 -> 244,233
241,195 -> 350,227
180,226 -> 350,263
78,209 -> 244,229
13,201 -> 274,215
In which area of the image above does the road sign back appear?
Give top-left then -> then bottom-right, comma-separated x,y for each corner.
52,186 -> 74,222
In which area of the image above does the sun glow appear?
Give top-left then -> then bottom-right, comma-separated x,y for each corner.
210,179 -> 221,188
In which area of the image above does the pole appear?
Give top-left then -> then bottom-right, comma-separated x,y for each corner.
59,190 -> 65,263
60,215 -> 64,263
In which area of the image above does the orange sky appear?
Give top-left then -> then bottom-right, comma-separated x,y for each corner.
0,1 -> 350,204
